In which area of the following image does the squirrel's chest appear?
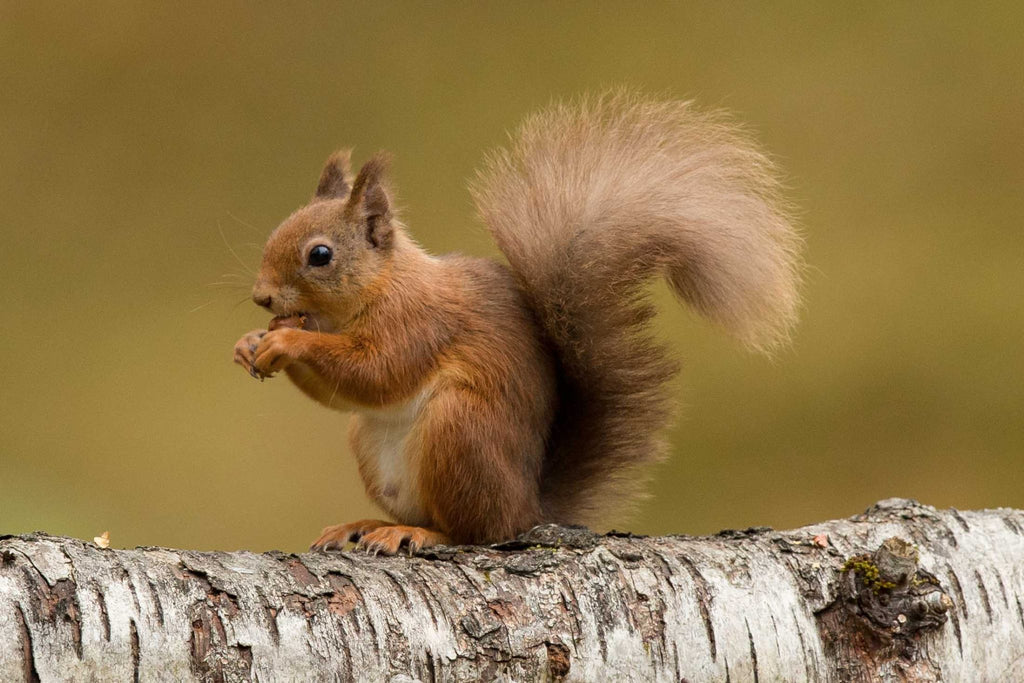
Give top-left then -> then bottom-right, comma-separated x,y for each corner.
351,388 -> 433,525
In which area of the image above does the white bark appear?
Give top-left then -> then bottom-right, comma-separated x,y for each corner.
1,499 -> 1023,682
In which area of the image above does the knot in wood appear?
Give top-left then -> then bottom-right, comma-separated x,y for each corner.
840,537 -> 950,641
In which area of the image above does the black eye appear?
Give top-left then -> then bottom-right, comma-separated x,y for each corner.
307,245 -> 332,267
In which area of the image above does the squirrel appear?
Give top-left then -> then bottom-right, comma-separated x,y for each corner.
232,93 -> 801,555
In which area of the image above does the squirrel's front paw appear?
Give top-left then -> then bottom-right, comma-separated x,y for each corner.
233,329 -> 267,379
252,328 -> 305,377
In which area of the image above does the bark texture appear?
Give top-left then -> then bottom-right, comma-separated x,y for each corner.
2,499 -> 1023,682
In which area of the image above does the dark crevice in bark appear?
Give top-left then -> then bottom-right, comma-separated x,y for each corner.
18,566 -> 47,603
281,593 -> 314,629
56,579 -> 83,660
746,618 -> 760,683
124,569 -> 141,614
19,571 -> 83,661
994,571 -> 1009,608
545,641 -> 571,680
770,612 -> 782,660
129,618 -> 140,683
15,603 -> 41,683
940,521 -> 959,548
144,577 -> 165,626
236,646 -> 253,679
591,573 -> 610,661
945,566 -> 967,619
974,569 -> 993,623
557,575 -> 583,641
950,508 -> 971,532
95,587 -> 111,641
626,574 -> 665,650
177,563 -> 241,613
188,588 -> 253,681
381,567 -> 413,609
460,612 -> 499,639
678,553 -> 717,660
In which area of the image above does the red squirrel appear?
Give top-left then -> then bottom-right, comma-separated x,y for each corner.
232,93 -> 802,554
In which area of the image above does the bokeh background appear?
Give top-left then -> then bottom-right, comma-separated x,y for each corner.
2,3 -> 1022,552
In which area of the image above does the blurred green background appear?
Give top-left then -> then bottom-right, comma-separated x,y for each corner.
2,3 -> 1022,552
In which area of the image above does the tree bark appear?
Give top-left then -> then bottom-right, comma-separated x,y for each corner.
2,499 -> 1023,682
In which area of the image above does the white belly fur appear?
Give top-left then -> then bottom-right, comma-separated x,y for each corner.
356,385 -> 433,525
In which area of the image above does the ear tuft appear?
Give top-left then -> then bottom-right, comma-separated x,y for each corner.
345,152 -> 394,249
315,149 -> 353,199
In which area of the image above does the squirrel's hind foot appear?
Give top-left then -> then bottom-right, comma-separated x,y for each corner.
309,518 -> 391,551
310,520 -> 448,555
358,525 -> 449,555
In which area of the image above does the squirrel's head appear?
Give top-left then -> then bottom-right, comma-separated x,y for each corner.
252,150 -> 397,332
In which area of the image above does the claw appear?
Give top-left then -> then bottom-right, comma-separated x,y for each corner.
356,525 -> 449,556
310,519 -> 391,552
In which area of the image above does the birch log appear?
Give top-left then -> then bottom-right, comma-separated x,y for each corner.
2,499 -> 1023,682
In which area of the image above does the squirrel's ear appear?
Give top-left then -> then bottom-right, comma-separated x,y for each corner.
315,149 -> 353,200
345,152 -> 394,250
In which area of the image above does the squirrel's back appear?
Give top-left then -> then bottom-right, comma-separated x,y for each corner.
471,92 -> 802,523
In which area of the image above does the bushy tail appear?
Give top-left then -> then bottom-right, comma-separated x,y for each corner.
471,92 -> 802,524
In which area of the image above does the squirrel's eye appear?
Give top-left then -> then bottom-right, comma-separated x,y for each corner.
307,245 -> 332,267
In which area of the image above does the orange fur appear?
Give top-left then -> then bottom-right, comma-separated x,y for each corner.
234,93 -> 802,553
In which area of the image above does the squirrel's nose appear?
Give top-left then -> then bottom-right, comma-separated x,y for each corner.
253,293 -> 272,310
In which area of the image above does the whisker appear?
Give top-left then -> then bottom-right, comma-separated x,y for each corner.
188,300 -> 217,314
226,210 -> 261,234
218,221 -> 256,277
310,317 -> 326,342
206,281 -> 250,288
